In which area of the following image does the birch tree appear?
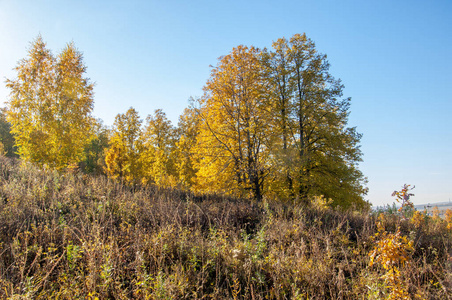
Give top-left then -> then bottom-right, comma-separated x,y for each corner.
6,36 -> 95,169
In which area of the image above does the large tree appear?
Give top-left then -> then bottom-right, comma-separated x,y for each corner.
194,34 -> 367,207
5,36 -> 95,169
261,38 -> 295,199
263,34 -> 367,208
195,46 -> 272,201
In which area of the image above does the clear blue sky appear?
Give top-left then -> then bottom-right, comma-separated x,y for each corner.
1,0 -> 451,207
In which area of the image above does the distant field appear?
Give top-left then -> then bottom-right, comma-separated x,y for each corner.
376,202 -> 452,218
415,202 -> 452,217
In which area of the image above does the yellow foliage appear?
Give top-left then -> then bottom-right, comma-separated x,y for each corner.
410,210 -> 424,228
312,195 -> 333,210
445,209 -> 452,230
261,34 -> 367,207
369,230 -> 413,270
5,36 -> 95,169
369,216 -> 414,299
194,45 -> 271,200
174,106 -> 200,190
432,206 -> 440,220
0,142 -> 5,156
141,109 -> 177,187
104,108 -> 143,183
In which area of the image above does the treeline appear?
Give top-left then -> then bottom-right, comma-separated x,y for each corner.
2,34 -> 367,209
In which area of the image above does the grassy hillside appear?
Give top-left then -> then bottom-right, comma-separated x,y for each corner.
0,156 -> 450,299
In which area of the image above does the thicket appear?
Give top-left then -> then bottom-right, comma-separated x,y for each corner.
0,156 -> 450,299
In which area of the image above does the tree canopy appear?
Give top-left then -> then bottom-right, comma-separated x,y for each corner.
192,34 -> 367,208
5,36 -> 95,169
194,45 -> 271,201
105,107 -> 143,183
261,34 -> 367,208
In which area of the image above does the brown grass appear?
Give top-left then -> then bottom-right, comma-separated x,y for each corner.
0,156 -> 450,299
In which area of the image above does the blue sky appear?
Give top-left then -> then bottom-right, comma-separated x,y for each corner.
1,0 -> 451,206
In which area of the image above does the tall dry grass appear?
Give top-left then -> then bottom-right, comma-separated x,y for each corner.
0,156 -> 450,299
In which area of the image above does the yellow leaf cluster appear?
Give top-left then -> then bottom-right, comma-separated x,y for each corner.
410,210 -> 424,228
5,36 -> 94,170
369,216 -> 414,299
445,209 -> 452,230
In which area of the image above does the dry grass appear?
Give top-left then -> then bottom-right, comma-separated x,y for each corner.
0,156 -> 450,299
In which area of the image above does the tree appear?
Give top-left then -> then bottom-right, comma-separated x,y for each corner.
263,34 -> 367,208
82,119 -> 109,175
174,104 -> 200,189
0,108 -> 18,157
105,107 -> 143,183
5,36 -> 95,169
261,38 -> 296,199
141,109 -> 177,186
195,46 -> 271,201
